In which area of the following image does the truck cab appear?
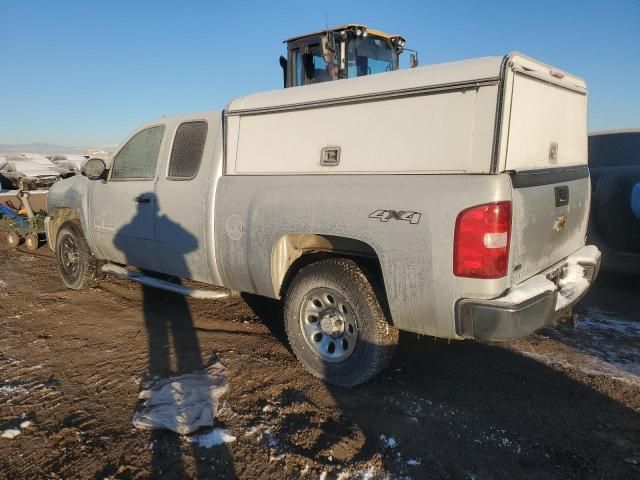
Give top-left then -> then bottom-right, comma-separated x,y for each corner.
279,24 -> 414,88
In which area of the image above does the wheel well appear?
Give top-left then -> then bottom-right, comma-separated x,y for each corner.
47,208 -> 80,251
272,233 -> 383,298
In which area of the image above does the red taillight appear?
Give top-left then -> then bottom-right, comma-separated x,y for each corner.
453,201 -> 512,279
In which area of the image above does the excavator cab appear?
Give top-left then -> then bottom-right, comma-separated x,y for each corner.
279,24 -> 417,88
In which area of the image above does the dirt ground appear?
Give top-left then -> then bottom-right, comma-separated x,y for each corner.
0,245 -> 639,479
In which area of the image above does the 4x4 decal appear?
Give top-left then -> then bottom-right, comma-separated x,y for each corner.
369,209 -> 422,225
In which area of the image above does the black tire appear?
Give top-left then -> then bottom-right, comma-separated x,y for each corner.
6,231 -> 22,248
284,258 -> 398,387
55,221 -> 101,290
24,233 -> 39,251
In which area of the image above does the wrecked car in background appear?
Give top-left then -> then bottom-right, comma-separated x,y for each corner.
0,153 -> 76,191
47,154 -> 88,174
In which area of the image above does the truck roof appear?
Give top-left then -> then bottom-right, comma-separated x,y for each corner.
226,53 -> 586,115
227,55 -> 506,114
284,24 -> 402,43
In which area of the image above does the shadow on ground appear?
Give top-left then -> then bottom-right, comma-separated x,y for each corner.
245,289 -> 640,479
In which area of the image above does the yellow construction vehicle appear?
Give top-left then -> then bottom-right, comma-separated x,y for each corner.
279,24 -> 417,88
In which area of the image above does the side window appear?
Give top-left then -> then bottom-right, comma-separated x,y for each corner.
305,45 -> 336,84
293,49 -> 303,86
111,125 -> 165,179
167,121 -> 208,178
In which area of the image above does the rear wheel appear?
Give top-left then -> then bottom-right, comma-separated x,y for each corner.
55,222 -> 101,290
6,231 -> 22,248
24,233 -> 39,251
284,258 -> 398,387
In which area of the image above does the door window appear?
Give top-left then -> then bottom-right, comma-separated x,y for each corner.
304,45 -> 337,84
168,121 -> 208,178
290,48 -> 303,87
111,125 -> 165,179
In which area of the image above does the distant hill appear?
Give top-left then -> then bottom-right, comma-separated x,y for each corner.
0,143 -> 116,155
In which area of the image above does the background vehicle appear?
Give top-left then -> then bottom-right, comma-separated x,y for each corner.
47,154 -> 88,173
279,24 -> 416,88
588,129 -> 640,273
0,153 -> 71,191
45,52 -> 600,386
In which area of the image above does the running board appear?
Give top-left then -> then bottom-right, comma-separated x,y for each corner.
101,264 -> 233,300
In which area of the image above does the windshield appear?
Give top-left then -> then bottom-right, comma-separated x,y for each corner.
347,36 -> 396,77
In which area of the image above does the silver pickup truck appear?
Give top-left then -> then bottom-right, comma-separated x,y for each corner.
46,52 -> 601,386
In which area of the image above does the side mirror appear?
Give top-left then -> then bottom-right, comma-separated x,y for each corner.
279,55 -> 288,88
82,157 -> 107,180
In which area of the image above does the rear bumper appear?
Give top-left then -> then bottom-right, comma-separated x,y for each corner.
455,245 -> 601,341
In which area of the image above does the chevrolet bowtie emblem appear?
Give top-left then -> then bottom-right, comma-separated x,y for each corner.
554,215 -> 567,231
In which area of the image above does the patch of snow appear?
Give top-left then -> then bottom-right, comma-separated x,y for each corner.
269,453 -> 285,462
407,458 -> 422,466
0,280 -> 6,288
187,428 -> 236,448
515,308 -> 640,385
244,424 -> 262,436
19,421 -> 31,429
568,245 -> 600,265
471,428 -> 520,452
0,384 -> 29,397
379,434 -> 397,448
262,426 -> 279,448
299,464 -> 310,476
1,429 -> 21,439
497,276 -> 556,305
555,262 -> 589,310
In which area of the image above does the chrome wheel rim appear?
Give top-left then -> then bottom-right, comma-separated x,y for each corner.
60,235 -> 80,280
299,287 -> 358,363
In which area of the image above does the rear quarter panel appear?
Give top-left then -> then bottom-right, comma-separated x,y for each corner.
214,174 -> 512,338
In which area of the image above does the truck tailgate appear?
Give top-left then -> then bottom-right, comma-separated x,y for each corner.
509,172 -> 590,284
502,55 -> 590,284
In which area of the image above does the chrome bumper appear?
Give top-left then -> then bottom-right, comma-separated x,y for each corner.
455,245 -> 601,341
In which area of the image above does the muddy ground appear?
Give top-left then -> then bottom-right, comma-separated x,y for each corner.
0,245 -> 639,479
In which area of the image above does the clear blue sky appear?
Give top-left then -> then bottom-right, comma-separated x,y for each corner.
0,0 -> 638,146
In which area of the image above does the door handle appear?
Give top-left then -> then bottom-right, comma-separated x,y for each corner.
134,194 -> 151,203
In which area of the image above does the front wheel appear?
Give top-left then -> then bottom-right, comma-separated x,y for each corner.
24,233 -> 40,251
284,258 -> 398,387
55,222 -> 101,290
6,231 -> 22,248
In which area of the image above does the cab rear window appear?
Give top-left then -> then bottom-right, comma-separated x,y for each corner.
168,121 -> 208,178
